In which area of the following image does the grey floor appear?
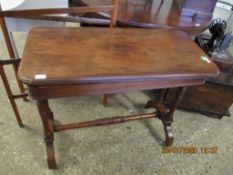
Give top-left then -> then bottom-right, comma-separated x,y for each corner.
0,32 -> 233,175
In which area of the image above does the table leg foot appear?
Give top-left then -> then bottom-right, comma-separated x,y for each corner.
146,87 -> 187,146
163,123 -> 174,146
46,142 -> 57,169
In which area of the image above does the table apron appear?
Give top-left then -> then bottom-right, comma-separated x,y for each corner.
28,79 -> 205,99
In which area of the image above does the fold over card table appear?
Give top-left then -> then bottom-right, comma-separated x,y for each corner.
18,28 -> 218,169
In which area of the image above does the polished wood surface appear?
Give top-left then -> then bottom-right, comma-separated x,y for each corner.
71,0 -> 216,33
18,28 -> 218,86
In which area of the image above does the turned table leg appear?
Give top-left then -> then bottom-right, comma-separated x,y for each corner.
37,99 -> 57,169
163,87 -> 187,146
146,87 -> 187,146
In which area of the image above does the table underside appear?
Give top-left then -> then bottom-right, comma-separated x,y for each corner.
28,78 -> 204,169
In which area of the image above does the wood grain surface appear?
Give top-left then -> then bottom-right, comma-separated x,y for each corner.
18,27 -> 218,85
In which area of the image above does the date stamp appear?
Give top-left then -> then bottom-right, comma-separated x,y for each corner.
162,146 -> 218,154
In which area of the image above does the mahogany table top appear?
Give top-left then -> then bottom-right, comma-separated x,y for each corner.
18,27 -> 218,85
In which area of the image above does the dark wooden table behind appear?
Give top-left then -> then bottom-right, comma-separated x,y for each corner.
69,0 -> 217,34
